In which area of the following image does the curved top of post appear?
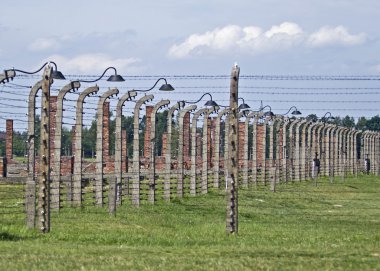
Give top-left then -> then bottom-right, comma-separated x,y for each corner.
192,108 -> 210,123
168,101 -> 185,117
58,81 -> 81,100
179,105 -> 197,118
29,80 -> 43,100
134,94 -> 154,110
153,99 -> 170,113
78,86 -> 99,102
98,88 -> 119,106
116,91 -> 137,116
1,70 -> 16,83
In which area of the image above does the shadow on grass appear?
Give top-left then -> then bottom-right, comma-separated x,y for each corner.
0,232 -> 25,241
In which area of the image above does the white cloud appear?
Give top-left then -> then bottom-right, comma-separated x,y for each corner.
29,38 -> 61,51
264,22 -> 303,38
168,23 -> 367,59
307,26 -> 366,47
42,53 -> 141,74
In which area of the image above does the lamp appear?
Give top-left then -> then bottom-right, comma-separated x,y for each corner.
282,106 -> 302,116
6,61 -> 66,80
321,112 -> 335,123
238,97 -> 250,111
79,67 -> 125,83
260,105 -> 274,117
185,92 -> 218,107
133,77 -> 174,92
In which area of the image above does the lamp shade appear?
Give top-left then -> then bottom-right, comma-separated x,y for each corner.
238,103 -> 250,111
205,100 -> 218,107
52,70 -> 66,80
265,111 -> 275,117
107,74 -> 125,82
291,109 -> 302,115
159,83 -> 175,91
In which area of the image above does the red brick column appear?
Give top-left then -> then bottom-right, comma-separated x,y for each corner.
183,112 -> 191,158
162,133 -> 167,157
122,130 -> 128,173
257,124 -> 265,168
49,96 -> 58,161
196,132 -> 202,167
103,102 -> 110,162
279,128 -> 283,160
0,157 -> 4,177
207,118 -> 213,168
238,122 -> 245,168
71,125 -> 76,157
144,106 -> 154,159
6,119 -> 13,162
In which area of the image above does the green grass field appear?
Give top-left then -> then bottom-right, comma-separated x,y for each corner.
0,175 -> 379,270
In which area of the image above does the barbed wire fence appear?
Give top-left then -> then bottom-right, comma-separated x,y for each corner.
0,67 -> 379,233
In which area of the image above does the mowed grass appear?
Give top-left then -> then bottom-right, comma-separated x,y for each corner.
0,175 -> 379,271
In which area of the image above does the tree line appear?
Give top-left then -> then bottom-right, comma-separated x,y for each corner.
0,113 -> 379,158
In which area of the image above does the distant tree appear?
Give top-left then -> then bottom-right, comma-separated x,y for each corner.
356,117 -> 367,131
13,131 -> 27,157
341,115 -> 355,128
331,116 -> 341,126
306,114 -> 318,122
366,115 -> 380,131
82,119 -> 96,158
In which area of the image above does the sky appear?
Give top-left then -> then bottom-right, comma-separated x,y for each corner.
1,0 -> 380,131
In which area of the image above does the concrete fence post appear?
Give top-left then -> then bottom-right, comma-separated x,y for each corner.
294,120 -> 307,181
288,119 -> 300,181
201,107 -> 218,194
177,105 -> 196,197
281,118 -> 290,183
213,108 -> 229,188
73,86 -> 99,207
274,117 -> 284,184
149,100 -> 170,204
300,122 -> 311,181
306,122 -> 317,179
190,108 -> 209,196
268,117 -> 275,185
242,112 -> 255,187
51,81 -> 80,210
95,88 -> 119,207
164,101 -> 185,201
26,80 -> 42,229
132,95 -> 154,207
260,117 -> 270,185
110,91 -> 137,214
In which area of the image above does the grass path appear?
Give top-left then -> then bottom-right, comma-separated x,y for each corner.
0,175 -> 379,270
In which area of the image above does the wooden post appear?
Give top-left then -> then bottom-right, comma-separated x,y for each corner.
226,64 -> 239,234
38,66 -> 53,233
